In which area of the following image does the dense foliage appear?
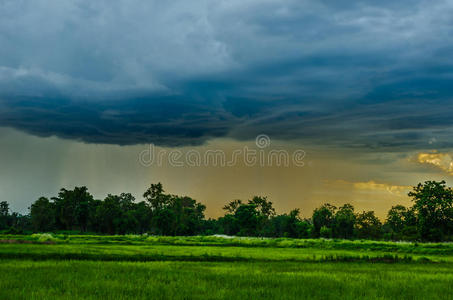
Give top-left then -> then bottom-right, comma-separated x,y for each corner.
2,180 -> 453,241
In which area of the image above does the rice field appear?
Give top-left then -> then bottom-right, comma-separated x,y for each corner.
1,234 -> 453,299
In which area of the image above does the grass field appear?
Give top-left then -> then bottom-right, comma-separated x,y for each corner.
1,234 -> 453,299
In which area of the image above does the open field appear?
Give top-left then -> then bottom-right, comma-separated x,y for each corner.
1,235 -> 453,299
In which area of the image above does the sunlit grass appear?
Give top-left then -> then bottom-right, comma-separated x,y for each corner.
1,260 -> 453,299
2,235 -> 453,299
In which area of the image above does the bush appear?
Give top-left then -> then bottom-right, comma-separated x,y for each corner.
320,226 -> 332,238
30,233 -> 59,243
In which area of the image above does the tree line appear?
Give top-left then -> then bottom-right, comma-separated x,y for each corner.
1,181 -> 453,241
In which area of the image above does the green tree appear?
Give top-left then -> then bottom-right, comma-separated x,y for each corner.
167,196 -> 206,235
217,214 -> 239,235
218,200 -> 243,235
8,212 -> 30,233
219,197 -> 276,237
143,182 -> 170,211
131,201 -> 152,233
269,209 -> 310,238
222,199 -> 242,214
355,211 -> 382,239
249,196 -> 275,235
53,187 -> 95,231
144,183 -> 206,235
95,193 -> 136,234
334,204 -> 355,239
0,201 -> 9,229
312,204 -> 336,237
249,196 -> 275,218
409,180 -> 453,241
385,205 -> 417,240
386,205 -> 408,233
235,204 -> 259,236
30,197 -> 55,232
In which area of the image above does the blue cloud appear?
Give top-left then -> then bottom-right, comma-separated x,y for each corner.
0,0 -> 452,150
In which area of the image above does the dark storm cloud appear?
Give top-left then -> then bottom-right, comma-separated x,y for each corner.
0,0 -> 453,149
0,95 -> 235,146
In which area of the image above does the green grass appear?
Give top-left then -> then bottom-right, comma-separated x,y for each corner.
1,234 -> 453,299
1,260 -> 453,299
4,233 -> 453,255
0,243 -> 423,262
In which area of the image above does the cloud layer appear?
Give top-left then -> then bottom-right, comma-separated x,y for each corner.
417,152 -> 453,175
1,0 -> 453,148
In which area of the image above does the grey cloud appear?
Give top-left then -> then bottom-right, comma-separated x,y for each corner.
0,0 -> 453,150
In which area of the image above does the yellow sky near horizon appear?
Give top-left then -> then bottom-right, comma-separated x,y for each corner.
1,127 -> 452,220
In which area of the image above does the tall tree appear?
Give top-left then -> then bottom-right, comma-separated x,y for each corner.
144,183 -> 206,235
355,211 -> 382,239
312,204 -> 337,237
0,201 -> 9,229
222,199 -> 242,214
53,187 -> 95,231
143,182 -> 169,211
30,197 -> 55,232
234,204 -> 260,236
385,205 -> 417,240
269,209 -> 310,238
249,196 -> 276,218
409,180 -> 453,241
334,204 -> 355,239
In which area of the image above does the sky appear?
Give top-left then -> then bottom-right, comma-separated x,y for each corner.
1,0 -> 453,218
